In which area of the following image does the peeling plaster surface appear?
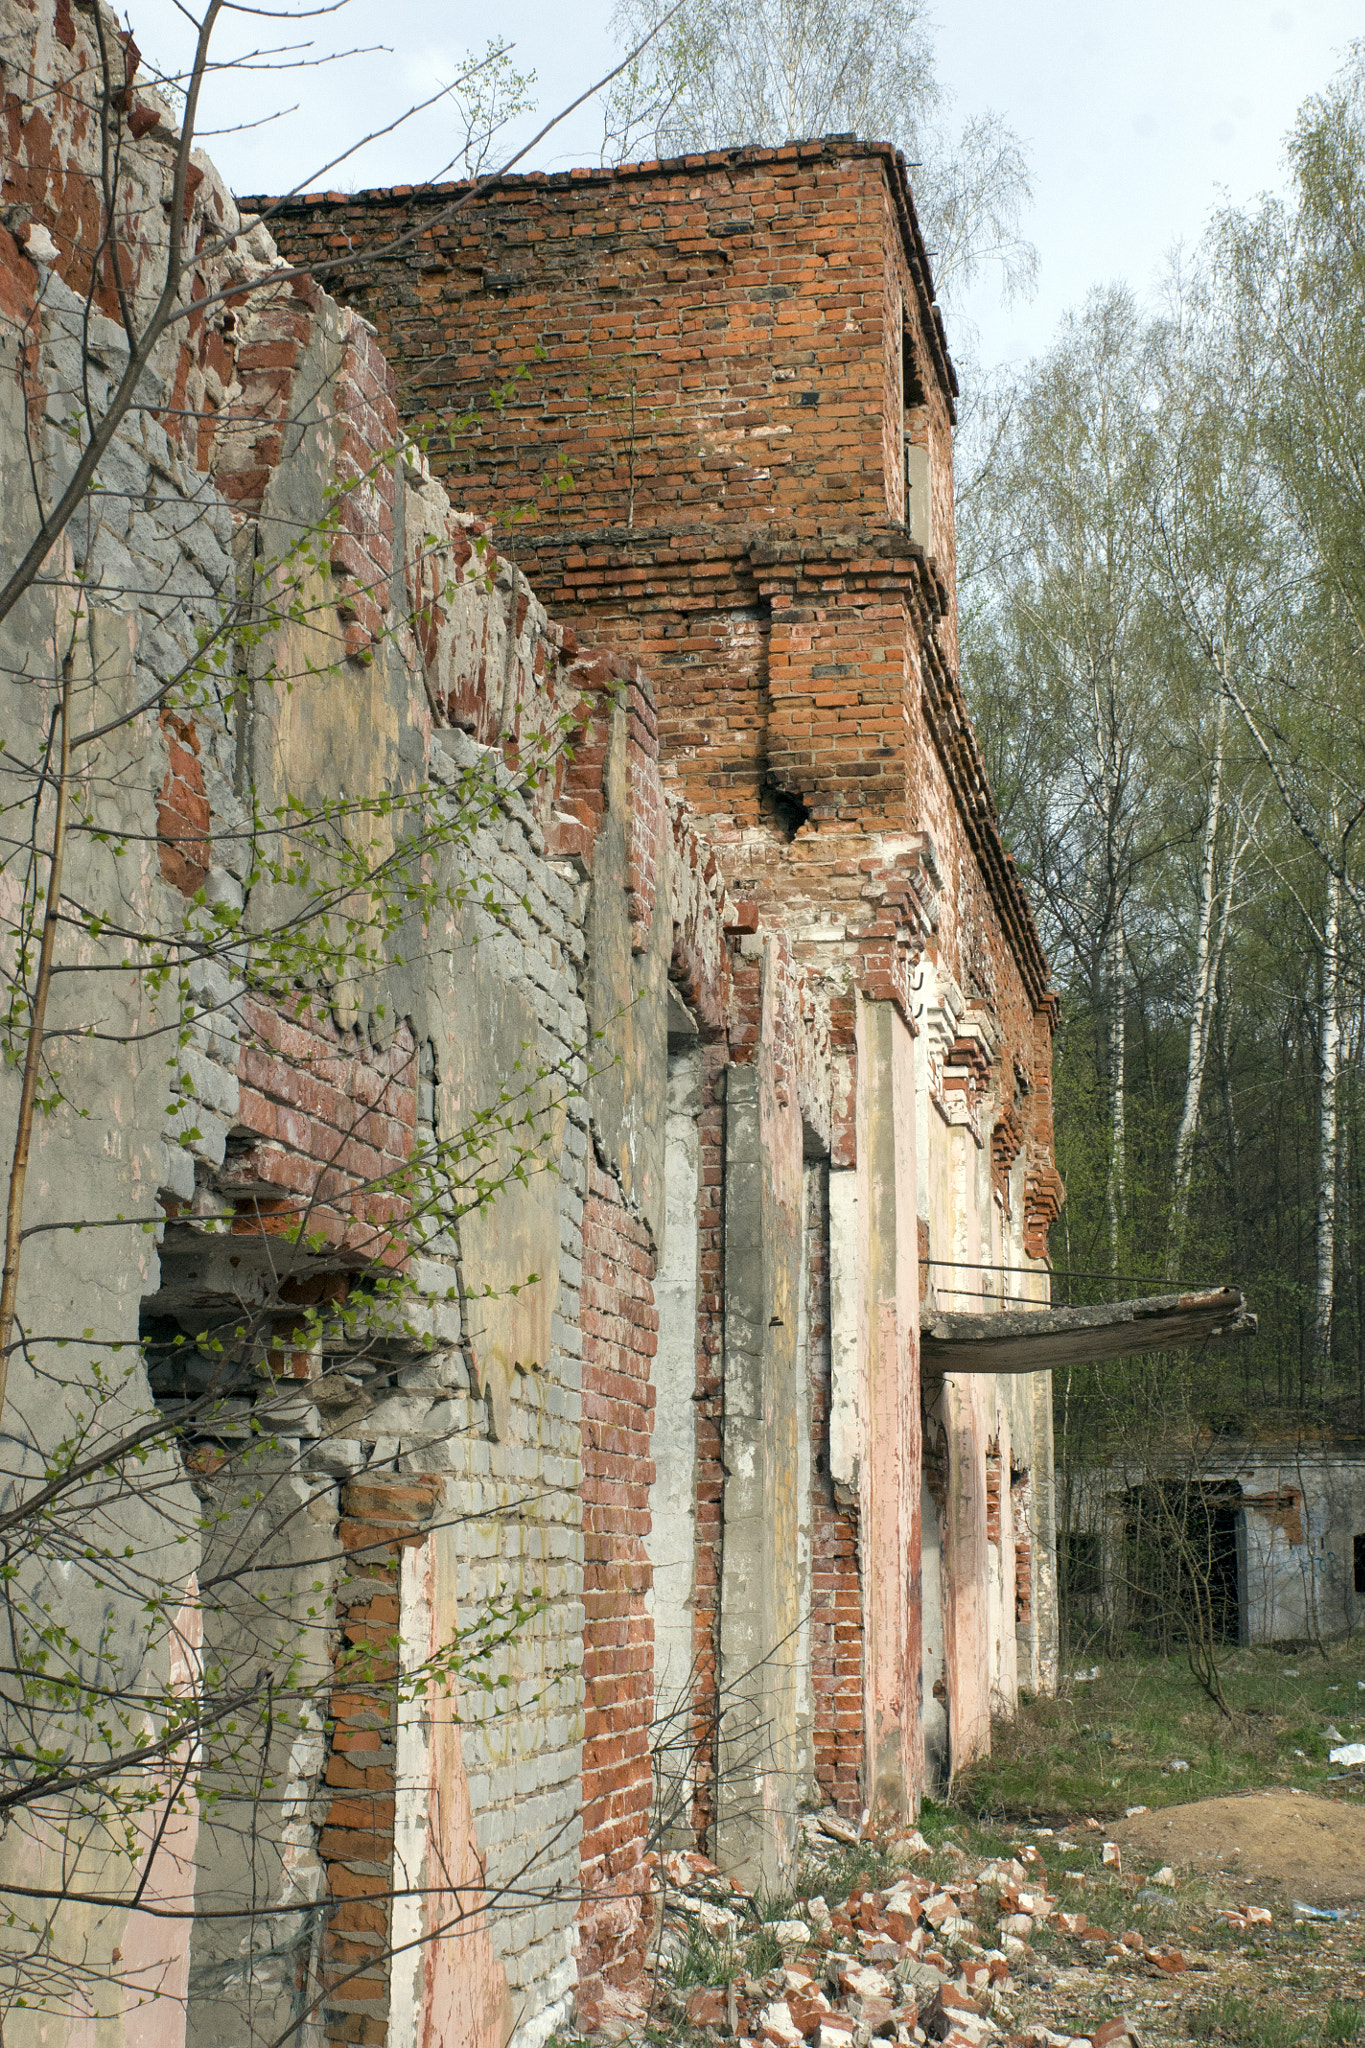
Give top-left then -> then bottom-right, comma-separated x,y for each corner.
0,17 -> 1068,2041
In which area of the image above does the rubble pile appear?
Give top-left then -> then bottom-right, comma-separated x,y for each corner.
644,1818 -> 1223,2048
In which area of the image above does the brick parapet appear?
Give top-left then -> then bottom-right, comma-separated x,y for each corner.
249,138 -> 956,533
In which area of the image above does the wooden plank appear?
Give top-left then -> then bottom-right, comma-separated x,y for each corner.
919,1287 -> 1254,1375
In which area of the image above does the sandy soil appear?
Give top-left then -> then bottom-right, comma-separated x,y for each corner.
1113,1793 -> 1365,1906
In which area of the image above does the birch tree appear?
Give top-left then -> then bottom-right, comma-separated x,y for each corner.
602,0 -> 1036,306
1145,284 -> 1273,1249
1212,52 -> 1365,1369
961,289 -> 1170,1272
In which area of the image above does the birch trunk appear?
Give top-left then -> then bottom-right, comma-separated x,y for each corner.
1315,864 -> 1342,1369
1106,908 -> 1126,1272
1169,692 -> 1228,1247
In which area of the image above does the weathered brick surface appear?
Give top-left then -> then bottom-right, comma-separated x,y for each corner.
256,144 -> 954,557
319,1479 -> 442,2048
263,150 -> 1059,1217
157,712 -> 211,895
805,1164 -> 863,1818
1,18 -> 1070,2041
222,996 -> 417,1262
577,1160 -> 659,2019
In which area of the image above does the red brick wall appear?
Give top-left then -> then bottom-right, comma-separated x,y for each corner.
258,159 -> 1065,1247
805,1165 -> 863,1817
1012,1469 -> 1033,1627
157,711 -> 211,895
224,995 -> 417,1263
319,1477 -> 442,2048
577,1160 -> 660,2019
985,1441 -> 1003,1550
685,1042 -> 730,1849
257,143 -> 954,548
260,146 -> 966,837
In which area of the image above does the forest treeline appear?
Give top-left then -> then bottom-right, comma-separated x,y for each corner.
959,50 -> 1365,1444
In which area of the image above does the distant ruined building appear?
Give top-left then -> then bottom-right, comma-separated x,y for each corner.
0,7 -> 1095,2042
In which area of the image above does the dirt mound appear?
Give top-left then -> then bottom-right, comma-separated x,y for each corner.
1113,1794 -> 1365,1906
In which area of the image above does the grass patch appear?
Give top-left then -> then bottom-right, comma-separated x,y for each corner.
1186,1990 -> 1314,2046
748,1887 -> 797,1925
670,1925 -> 740,1989
744,1927 -> 782,1974
957,1637 -> 1365,1820
796,1839 -> 901,1899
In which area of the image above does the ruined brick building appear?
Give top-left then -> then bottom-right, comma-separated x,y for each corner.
264,134 -> 1069,1866
0,8 -> 1103,2044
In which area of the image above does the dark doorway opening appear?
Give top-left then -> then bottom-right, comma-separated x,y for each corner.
1123,1479 -> 1243,1650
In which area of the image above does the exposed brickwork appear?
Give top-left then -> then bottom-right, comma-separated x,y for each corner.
262,151 -> 1063,1228
992,1104 -> 1025,1212
326,318 -> 399,666
209,276 -> 319,510
224,995 -> 417,1262
578,1159 -> 660,2018
806,1163 -> 862,1817
1012,1469 -> 1033,1626
547,653 -> 663,957
255,144 -> 956,574
210,277 -> 398,664
320,1478 -> 442,2048
157,712 -> 210,895
985,1441 -> 1002,1549
688,1041 -> 730,1849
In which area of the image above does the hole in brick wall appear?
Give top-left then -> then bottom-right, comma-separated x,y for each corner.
903,332 -> 927,412
140,1233 -> 421,1448
759,777 -> 810,842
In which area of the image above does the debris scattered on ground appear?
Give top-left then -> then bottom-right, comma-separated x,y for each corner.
642,1815 -> 1180,2048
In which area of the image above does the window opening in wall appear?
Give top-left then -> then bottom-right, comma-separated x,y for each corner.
1354,1533 -> 1365,1595
139,1242 -> 446,1464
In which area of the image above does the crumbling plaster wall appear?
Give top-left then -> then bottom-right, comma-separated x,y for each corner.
265,133 -> 1065,1813
0,11 -> 1066,2042
0,24 -> 850,2037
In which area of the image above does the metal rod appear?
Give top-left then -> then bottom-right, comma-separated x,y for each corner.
922,1257 -> 1220,1289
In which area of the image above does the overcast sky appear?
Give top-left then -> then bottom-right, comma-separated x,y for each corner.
140,0 -> 1363,377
